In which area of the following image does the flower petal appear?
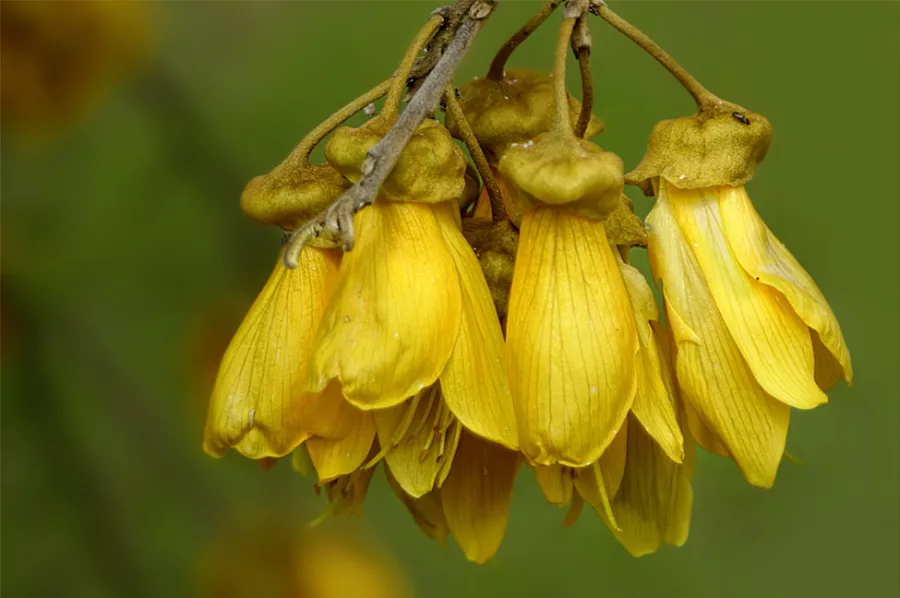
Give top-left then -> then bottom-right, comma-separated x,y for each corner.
306,413 -> 376,483
506,207 -> 637,467
718,185 -> 852,387
812,330 -> 846,391
373,388 -> 462,498
618,260 -> 684,463
433,203 -> 518,449
598,424 -> 629,500
683,402 -> 729,457
308,200 -> 462,409
535,465 -> 573,506
571,425 -> 628,534
203,247 -> 340,459
441,431 -> 520,564
668,184 -> 825,410
385,466 -> 450,543
648,195 -> 789,488
609,414 -> 695,557
298,381 -> 365,440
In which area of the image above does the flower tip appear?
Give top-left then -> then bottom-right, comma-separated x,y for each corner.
201,439 -> 226,459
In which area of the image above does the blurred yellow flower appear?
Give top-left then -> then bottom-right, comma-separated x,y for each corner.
196,515 -> 412,598
0,0 -> 150,137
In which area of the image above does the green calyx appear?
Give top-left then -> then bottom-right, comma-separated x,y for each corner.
626,101 -> 773,195
326,116 -> 467,204
498,131 -> 623,220
241,162 -> 349,234
446,69 -> 604,161
604,194 -> 647,248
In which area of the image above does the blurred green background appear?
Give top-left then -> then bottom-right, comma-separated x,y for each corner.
2,1 -> 898,596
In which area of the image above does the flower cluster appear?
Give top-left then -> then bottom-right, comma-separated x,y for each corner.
203,0 -> 851,562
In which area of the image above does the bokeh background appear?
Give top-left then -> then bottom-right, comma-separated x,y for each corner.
2,1 -> 898,596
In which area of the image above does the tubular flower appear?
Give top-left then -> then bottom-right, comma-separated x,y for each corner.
636,105 -> 852,487
500,131 -> 638,467
295,117 -> 522,562
307,116 -> 519,452
203,246 -> 344,459
204,156 -> 359,460
535,251 -> 694,556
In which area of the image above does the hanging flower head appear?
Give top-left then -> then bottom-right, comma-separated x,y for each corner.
202,0 -> 853,564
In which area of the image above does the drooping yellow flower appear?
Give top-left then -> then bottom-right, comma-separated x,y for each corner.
635,106 -> 852,487
274,114 -> 523,562
500,131 -> 638,467
302,196 -> 522,560
204,158 -> 357,461
306,117 -> 519,452
203,246 -> 345,459
535,253 -> 694,556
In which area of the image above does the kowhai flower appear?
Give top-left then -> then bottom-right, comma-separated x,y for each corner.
201,0 -> 853,564
535,252 -> 693,557
499,129 -> 638,468
632,105 -> 853,487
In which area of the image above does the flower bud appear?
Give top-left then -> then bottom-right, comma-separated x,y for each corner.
326,117 -> 467,204
498,131 -> 623,220
462,219 -> 518,322
446,70 -> 604,160
627,103 -> 772,194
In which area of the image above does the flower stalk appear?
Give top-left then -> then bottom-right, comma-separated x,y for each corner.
594,3 -> 722,109
442,84 -> 506,219
282,0 -> 497,266
572,14 -> 594,137
487,0 -> 562,81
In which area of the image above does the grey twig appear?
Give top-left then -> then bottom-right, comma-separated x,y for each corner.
283,1 -> 496,267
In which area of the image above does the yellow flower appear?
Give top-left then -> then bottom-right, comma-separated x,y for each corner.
535,255 -> 694,556
306,119 -> 519,452
0,0 -> 150,138
638,107 -> 852,487
204,127 -> 366,460
203,246 -> 347,459
500,133 -> 638,467
196,513 -> 413,598
301,199 -> 523,562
